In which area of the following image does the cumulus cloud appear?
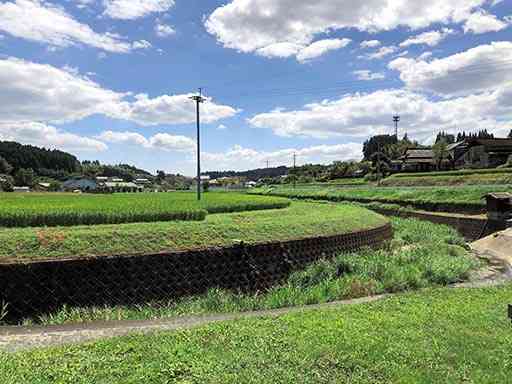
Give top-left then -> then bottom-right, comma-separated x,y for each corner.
155,23 -> 176,37
353,70 -> 386,81
0,57 -> 239,126
0,0 -> 147,53
296,38 -> 351,62
205,0 -> 485,58
389,41 -> 512,96
248,86 -> 512,141
365,46 -> 397,60
417,51 -> 433,61
114,93 -> 240,126
97,130 -> 195,152
400,28 -> 454,48
0,121 -> 107,152
103,0 -> 174,20
360,40 -> 381,48
463,10 -> 510,34
202,143 -> 363,171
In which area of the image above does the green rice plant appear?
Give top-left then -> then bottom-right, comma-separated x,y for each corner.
0,192 -> 290,227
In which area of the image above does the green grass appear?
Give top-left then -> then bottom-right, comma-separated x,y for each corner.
0,192 -> 290,227
388,167 -> 512,179
0,201 -> 387,262
31,217 -> 476,326
2,284 -> 511,383
252,184 -> 512,212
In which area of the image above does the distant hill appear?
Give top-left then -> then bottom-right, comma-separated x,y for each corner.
0,141 -> 153,181
204,166 -> 289,181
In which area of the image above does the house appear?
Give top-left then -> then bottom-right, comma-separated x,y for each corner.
459,138 -> 512,168
400,149 -> 437,172
104,182 -> 144,193
13,186 -> 30,193
62,178 -> 98,192
134,178 -> 151,185
96,176 -> 108,182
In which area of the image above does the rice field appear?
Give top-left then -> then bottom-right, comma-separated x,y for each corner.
0,192 -> 290,227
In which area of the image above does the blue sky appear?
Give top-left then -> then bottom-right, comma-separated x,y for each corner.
0,0 -> 510,175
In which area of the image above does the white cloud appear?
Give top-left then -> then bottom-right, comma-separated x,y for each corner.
463,10 -> 510,34
0,0 -> 144,53
155,23 -> 176,38
103,0 -> 174,20
0,121 -> 107,152
417,51 -> 433,60
255,38 -> 351,62
0,57 -> 125,123
97,130 -> 195,152
0,57 -> 239,126
296,38 -> 351,63
353,70 -> 385,81
389,41 -> 512,96
400,28 -> 454,48
217,124 -> 227,130
360,40 -> 381,48
205,0 -> 485,58
365,46 -> 397,60
202,143 -> 363,171
114,93 -> 240,126
132,39 -> 152,50
248,86 -> 512,141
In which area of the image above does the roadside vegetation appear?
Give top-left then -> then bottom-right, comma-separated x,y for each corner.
0,201 -> 386,262
30,217 -> 477,326
0,192 -> 290,227
3,284 -> 510,383
252,184 -> 512,213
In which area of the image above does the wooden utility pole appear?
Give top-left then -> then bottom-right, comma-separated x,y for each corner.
190,88 -> 206,201
293,152 -> 297,189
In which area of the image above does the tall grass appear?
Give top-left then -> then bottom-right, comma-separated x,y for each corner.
33,217 -> 478,325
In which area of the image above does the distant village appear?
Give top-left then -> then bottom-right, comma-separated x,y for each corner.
1,133 -> 512,193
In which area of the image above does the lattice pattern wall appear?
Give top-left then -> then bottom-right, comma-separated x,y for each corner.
0,223 -> 392,323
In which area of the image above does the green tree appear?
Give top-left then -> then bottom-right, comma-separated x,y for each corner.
14,168 -> 35,187
0,156 -> 13,174
508,130 -> 512,139
432,140 -> 450,170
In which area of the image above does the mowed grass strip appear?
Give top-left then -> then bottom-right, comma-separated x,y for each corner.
0,202 -> 387,262
2,285 -> 511,383
0,192 -> 290,227
253,184 -> 512,211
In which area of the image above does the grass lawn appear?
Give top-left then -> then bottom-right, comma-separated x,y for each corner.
381,169 -> 512,187
0,201 -> 387,262
253,184 -> 512,211
0,192 -> 290,227
32,217 -> 476,326
2,284 -> 511,383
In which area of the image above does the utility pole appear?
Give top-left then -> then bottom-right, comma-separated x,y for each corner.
393,115 -> 400,138
190,88 -> 206,201
293,152 -> 297,189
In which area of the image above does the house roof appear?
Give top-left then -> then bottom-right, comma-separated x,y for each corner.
404,149 -> 434,159
467,138 -> 512,147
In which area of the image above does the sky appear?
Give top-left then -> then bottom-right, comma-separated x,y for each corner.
0,0 -> 511,175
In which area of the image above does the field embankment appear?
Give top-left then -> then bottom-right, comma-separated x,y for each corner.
381,168 -> 512,186
0,201 -> 385,262
251,184 -> 512,213
0,192 -> 290,227
24,217 -> 475,326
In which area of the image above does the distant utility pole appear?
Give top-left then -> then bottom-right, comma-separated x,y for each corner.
266,160 -> 270,169
190,88 -> 206,201
293,152 -> 297,189
393,115 -> 400,138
